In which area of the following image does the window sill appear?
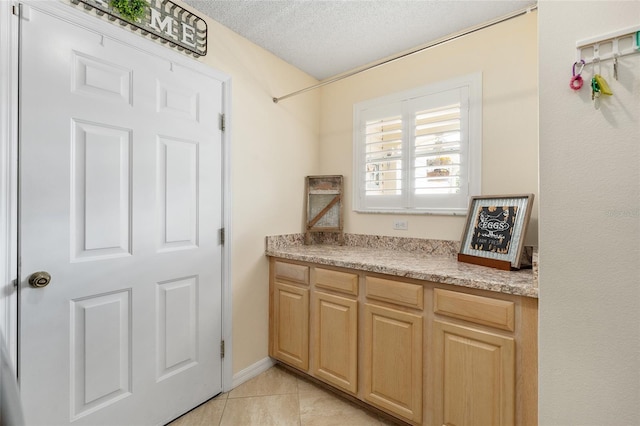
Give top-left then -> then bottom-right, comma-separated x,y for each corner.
353,208 -> 468,216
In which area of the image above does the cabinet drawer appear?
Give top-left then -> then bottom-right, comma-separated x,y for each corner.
433,288 -> 515,331
316,268 -> 358,296
274,261 -> 309,285
365,276 -> 423,309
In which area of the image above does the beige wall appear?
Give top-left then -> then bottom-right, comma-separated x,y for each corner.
182,4 -> 540,375
177,2 -> 321,374
538,1 -> 640,424
319,11 -> 539,245
177,3 -> 539,378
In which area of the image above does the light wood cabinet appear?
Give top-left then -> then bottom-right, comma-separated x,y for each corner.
430,288 -> 537,426
270,261 -> 310,371
432,320 -> 515,426
268,258 -> 537,426
363,303 -> 423,423
362,275 -> 424,423
271,282 -> 309,370
365,276 -> 424,310
431,288 -> 517,426
433,287 -> 515,331
313,291 -> 358,393
312,267 -> 359,393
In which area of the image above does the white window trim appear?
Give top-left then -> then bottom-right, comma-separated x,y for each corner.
353,72 -> 482,215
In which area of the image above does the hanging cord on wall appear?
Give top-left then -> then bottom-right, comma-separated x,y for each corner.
272,4 -> 538,104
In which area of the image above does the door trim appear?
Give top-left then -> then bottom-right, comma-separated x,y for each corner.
0,0 -> 233,394
0,0 -> 19,371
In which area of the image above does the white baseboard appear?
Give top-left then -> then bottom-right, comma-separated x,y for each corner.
230,357 -> 275,390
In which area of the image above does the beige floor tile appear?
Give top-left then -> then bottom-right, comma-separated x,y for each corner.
229,365 -> 299,398
167,366 -> 402,426
378,416 -> 402,426
296,376 -> 321,394
169,398 -> 227,426
299,386 -> 383,426
216,392 -> 230,400
220,394 -> 300,426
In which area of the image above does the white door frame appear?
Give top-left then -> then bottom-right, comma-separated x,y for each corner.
0,0 -> 20,372
0,0 -> 234,394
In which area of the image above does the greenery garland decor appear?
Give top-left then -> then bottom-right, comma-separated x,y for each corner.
110,0 -> 148,22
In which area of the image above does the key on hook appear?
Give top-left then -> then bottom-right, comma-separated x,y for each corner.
591,76 -> 600,101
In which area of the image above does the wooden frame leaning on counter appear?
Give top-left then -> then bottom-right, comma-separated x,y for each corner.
458,194 -> 534,271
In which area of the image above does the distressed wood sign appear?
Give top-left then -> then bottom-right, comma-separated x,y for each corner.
71,0 -> 207,56
305,175 -> 344,245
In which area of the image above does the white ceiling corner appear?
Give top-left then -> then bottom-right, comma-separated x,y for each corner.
183,0 -> 537,81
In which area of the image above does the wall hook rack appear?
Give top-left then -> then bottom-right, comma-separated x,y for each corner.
576,24 -> 640,64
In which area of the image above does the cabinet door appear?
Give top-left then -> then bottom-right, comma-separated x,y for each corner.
433,320 -> 515,426
272,282 -> 309,370
363,303 -> 423,423
313,291 -> 358,393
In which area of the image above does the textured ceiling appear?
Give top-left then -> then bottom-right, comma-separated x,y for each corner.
183,0 -> 537,80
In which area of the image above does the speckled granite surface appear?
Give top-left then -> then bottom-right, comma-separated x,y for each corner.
266,234 -> 538,298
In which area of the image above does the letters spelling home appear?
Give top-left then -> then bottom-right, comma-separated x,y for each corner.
76,0 -> 207,56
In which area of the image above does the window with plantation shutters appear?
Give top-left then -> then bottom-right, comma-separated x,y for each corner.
353,73 -> 481,214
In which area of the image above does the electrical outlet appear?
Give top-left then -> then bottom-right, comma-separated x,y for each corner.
393,219 -> 408,230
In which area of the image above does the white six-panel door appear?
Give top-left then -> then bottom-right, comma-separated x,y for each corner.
18,4 -> 224,425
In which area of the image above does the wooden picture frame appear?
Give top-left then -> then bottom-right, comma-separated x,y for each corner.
458,194 -> 534,270
304,175 -> 344,245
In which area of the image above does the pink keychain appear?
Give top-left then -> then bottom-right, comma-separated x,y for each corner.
570,60 -> 585,90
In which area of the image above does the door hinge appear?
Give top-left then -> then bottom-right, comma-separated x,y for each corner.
220,340 -> 225,359
13,3 -> 30,19
219,227 -> 225,245
219,113 -> 225,132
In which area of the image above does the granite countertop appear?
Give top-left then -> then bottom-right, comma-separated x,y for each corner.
266,234 -> 538,298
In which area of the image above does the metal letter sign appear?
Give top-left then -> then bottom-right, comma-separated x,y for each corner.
71,0 -> 207,56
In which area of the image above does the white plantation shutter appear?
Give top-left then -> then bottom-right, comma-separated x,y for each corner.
356,102 -> 405,209
408,86 -> 472,212
364,114 -> 403,196
413,103 -> 462,195
354,74 -> 481,214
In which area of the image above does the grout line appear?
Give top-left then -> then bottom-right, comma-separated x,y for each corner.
297,389 -> 303,426
217,396 -> 227,426
224,392 -> 299,400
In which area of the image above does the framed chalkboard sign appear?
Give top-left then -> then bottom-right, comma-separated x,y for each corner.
458,194 -> 534,270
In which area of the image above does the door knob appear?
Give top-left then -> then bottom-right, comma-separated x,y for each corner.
28,271 -> 51,288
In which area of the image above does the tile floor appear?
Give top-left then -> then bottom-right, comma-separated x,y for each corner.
169,364 -> 401,426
